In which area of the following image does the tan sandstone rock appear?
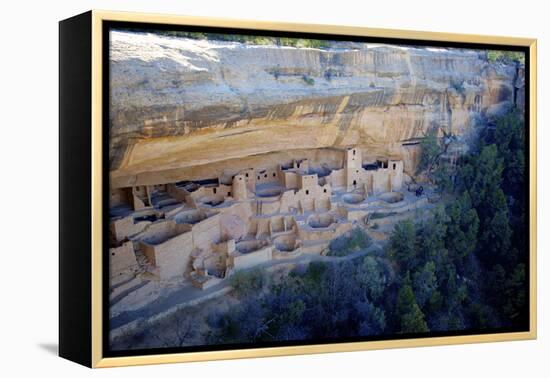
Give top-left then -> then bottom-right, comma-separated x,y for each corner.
109,31 -> 523,188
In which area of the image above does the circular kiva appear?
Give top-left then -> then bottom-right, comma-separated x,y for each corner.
379,191 -> 404,203
342,192 -> 365,204
255,186 -> 283,198
273,234 -> 298,252
202,197 -> 224,207
235,239 -> 267,254
173,209 -> 207,224
307,213 -> 335,228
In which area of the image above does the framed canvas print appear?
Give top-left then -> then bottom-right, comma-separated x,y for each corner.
59,10 -> 537,368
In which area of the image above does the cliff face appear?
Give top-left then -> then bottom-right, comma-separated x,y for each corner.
109,31 -> 521,188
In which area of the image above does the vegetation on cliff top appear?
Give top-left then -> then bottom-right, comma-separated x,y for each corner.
487,50 -> 525,64
116,29 -> 526,66
118,28 -> 331,48
327,228 -> 372,257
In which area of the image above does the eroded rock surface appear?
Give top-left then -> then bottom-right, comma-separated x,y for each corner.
109,31 -> 521,188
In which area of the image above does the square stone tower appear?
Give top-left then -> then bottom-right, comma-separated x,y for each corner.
345,147 -> 361,169
344,147 -> 363,191
388,160 -> 404,191
232,174 -> 248,200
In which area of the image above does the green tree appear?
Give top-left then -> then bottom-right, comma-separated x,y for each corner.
356,300 -> 387,336
445,191 -> 479,260
356,256 -> 386,302
416,206 -> 448,266
389,220 -> 417,271
412,261 -> 439,309
494,109 -> 525,198
328,227 -> 371,256
461,146 -> 508,232
503,264 -> 527,322
442,265 -> 468,310
493,110 -> 526,262
460,144 -> 504,210
396,278 -> 429,333
485,264 -> 507,310
229,269 -> 269,298
487,50 -> 525,64
286,299 -> 306,322
302,261 -> 327,288
468,302 -> 498,329
479,208 -> 513,266
433,163 -> 454,194
418,129 -> 442,176
457,144 -> 512,266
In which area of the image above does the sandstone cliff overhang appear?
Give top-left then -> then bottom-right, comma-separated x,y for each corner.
109,31 -> 522,188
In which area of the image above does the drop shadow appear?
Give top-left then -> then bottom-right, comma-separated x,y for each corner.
38,343 -> 58,356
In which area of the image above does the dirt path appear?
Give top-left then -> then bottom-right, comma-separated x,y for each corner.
110,243 -> 383,333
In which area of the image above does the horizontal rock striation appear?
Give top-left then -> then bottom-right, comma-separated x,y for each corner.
109,31 -> 522,188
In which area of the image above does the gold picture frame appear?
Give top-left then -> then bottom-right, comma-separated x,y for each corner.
59,10 -> 537,368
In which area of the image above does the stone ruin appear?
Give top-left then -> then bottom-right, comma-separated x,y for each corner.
108,146 -> 421,296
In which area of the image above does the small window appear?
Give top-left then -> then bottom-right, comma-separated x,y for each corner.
306,190 -> 309,195
111,252 -> 115,256
353,150 -> 356,155
245,173 -> 249,177
273,173 -> 276,177
257,176 -> 260,180
393,163 -> 396,170
239,177 -> 242,180
264,174 -> 268,178
213,188 -> 217,194
356,170 -> 359,173
353,180 -> 357,186
323,189 -> 327,193
228,192 -> 231,196
297,163 -> 300,168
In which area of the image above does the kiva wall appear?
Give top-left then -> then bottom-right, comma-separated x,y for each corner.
153,231 -> 194,280
110,216 -> 151,243
191,213 -> 222,250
